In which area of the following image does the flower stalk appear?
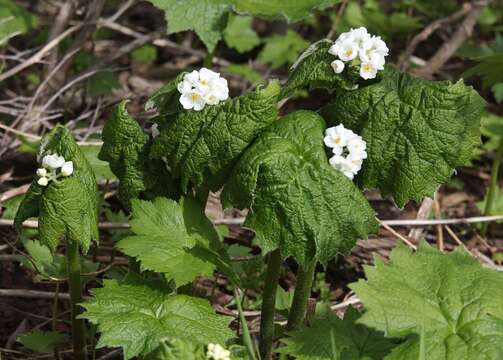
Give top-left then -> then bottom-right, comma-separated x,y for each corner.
286,259 -> 316,331
66,241 -> 87,360
259,249 -> 282,360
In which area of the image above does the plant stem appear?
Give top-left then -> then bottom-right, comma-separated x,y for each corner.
203,49 -> 215,68
286,259 -> 316,331
66,241 -> 86,360
259,249 -> 282,360
482,136 -> 503,236
234,288 -> 258,360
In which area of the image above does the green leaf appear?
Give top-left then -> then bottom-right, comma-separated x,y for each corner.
145,72 -> 186,115
320,66 -> 484,207
15,125 -> 99,253
281,39 -> 360,98
151,81 -> 280,191
477,187 -> 503,223
80,277 -> 234,359
149,0 -> 231,52
80,145 -> 116,181
116,197 -> 227,286
492,83 -> 503,103
1,194 -> 24,219
132,45 -> 157,64
99,100 -> 179,208
223,15 -> 260,53
17,330 -> 66,353
222,110 -> 378,267
88,70 -> 119,97
231,0 -> 339,21
278,307 -> 395,359
0,0 -> 38,47
351,242 -> 503,360
258,30 -> 309,69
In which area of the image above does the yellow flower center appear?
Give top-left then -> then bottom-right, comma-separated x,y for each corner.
191,93 -> 200,101
345,49 -> 353,57
363,64 -> 373,72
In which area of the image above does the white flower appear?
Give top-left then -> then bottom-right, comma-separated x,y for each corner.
177,70 -> 199,94
42,154 -> 65,169
180,89 -> 206,111
61,161 -> 73,177
37,176 -> 49,186
151,123 -> 160,138
349,27 -> 371,48
359,35 -> 388,70
324,124 -> 351,155
336,38 -> 359,62
177,68 -> 229,110
36,168 -> 47,177
206,343 -> 231,360
331,60 -> 345,74
325,124 -> 367,179
360,62 -> 378,80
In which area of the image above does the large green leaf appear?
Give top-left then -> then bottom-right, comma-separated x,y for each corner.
222,110 -> 377,267
278,307 -> 395,359
151,81 -> 280,191
116,197 -> 232,286
99,100 -> 178,208
320,67 -> 484,207
149,0 -> 231,52
14,126 -> 98,253
231,0 -> 339,21
351,242 -> 503,360
281,39 -> 360,98
80,277 -> 234,359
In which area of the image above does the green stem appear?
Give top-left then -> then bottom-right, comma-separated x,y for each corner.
234,288 -> 258,360
203,49 -> 215,68
286,259 -> 316,331
482,136 -> 503,236
67,241 -> 87,360
259,249 -> 282,360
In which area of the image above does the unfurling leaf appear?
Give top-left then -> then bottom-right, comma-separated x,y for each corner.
151,81 -> 280,191
99,100 -> 179,208
321,67 -> 484,207
80,277 -> 234,359
281,39 -> 360,98
351,242 -> 503,360
222,110 -> 377,268
15,125 -> 99,253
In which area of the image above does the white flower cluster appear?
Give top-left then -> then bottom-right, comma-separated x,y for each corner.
328,27 -> 389,80
324,125 -> 367,180
36,153 -> 73,186
206,343 -> 231,360
178,68 -> 229,111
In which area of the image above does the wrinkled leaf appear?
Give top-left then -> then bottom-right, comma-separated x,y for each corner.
15,125 -> 99,253
321,67 -> 484,207
222,110 -> 377,267
151,81 -> 280,191
281,39 -> 360,98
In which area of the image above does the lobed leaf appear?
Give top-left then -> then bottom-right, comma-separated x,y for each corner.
150,81 -> 280,191
351,242 -> 503,360
278,307 -> 395,359
116,197 -> 236,286
222,110 -> 378,268
149,0 -> 231,52
321,66 -> 484,207
15,125 -> 99,253
80,277 -> 234,359
99,100 -> 178,208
